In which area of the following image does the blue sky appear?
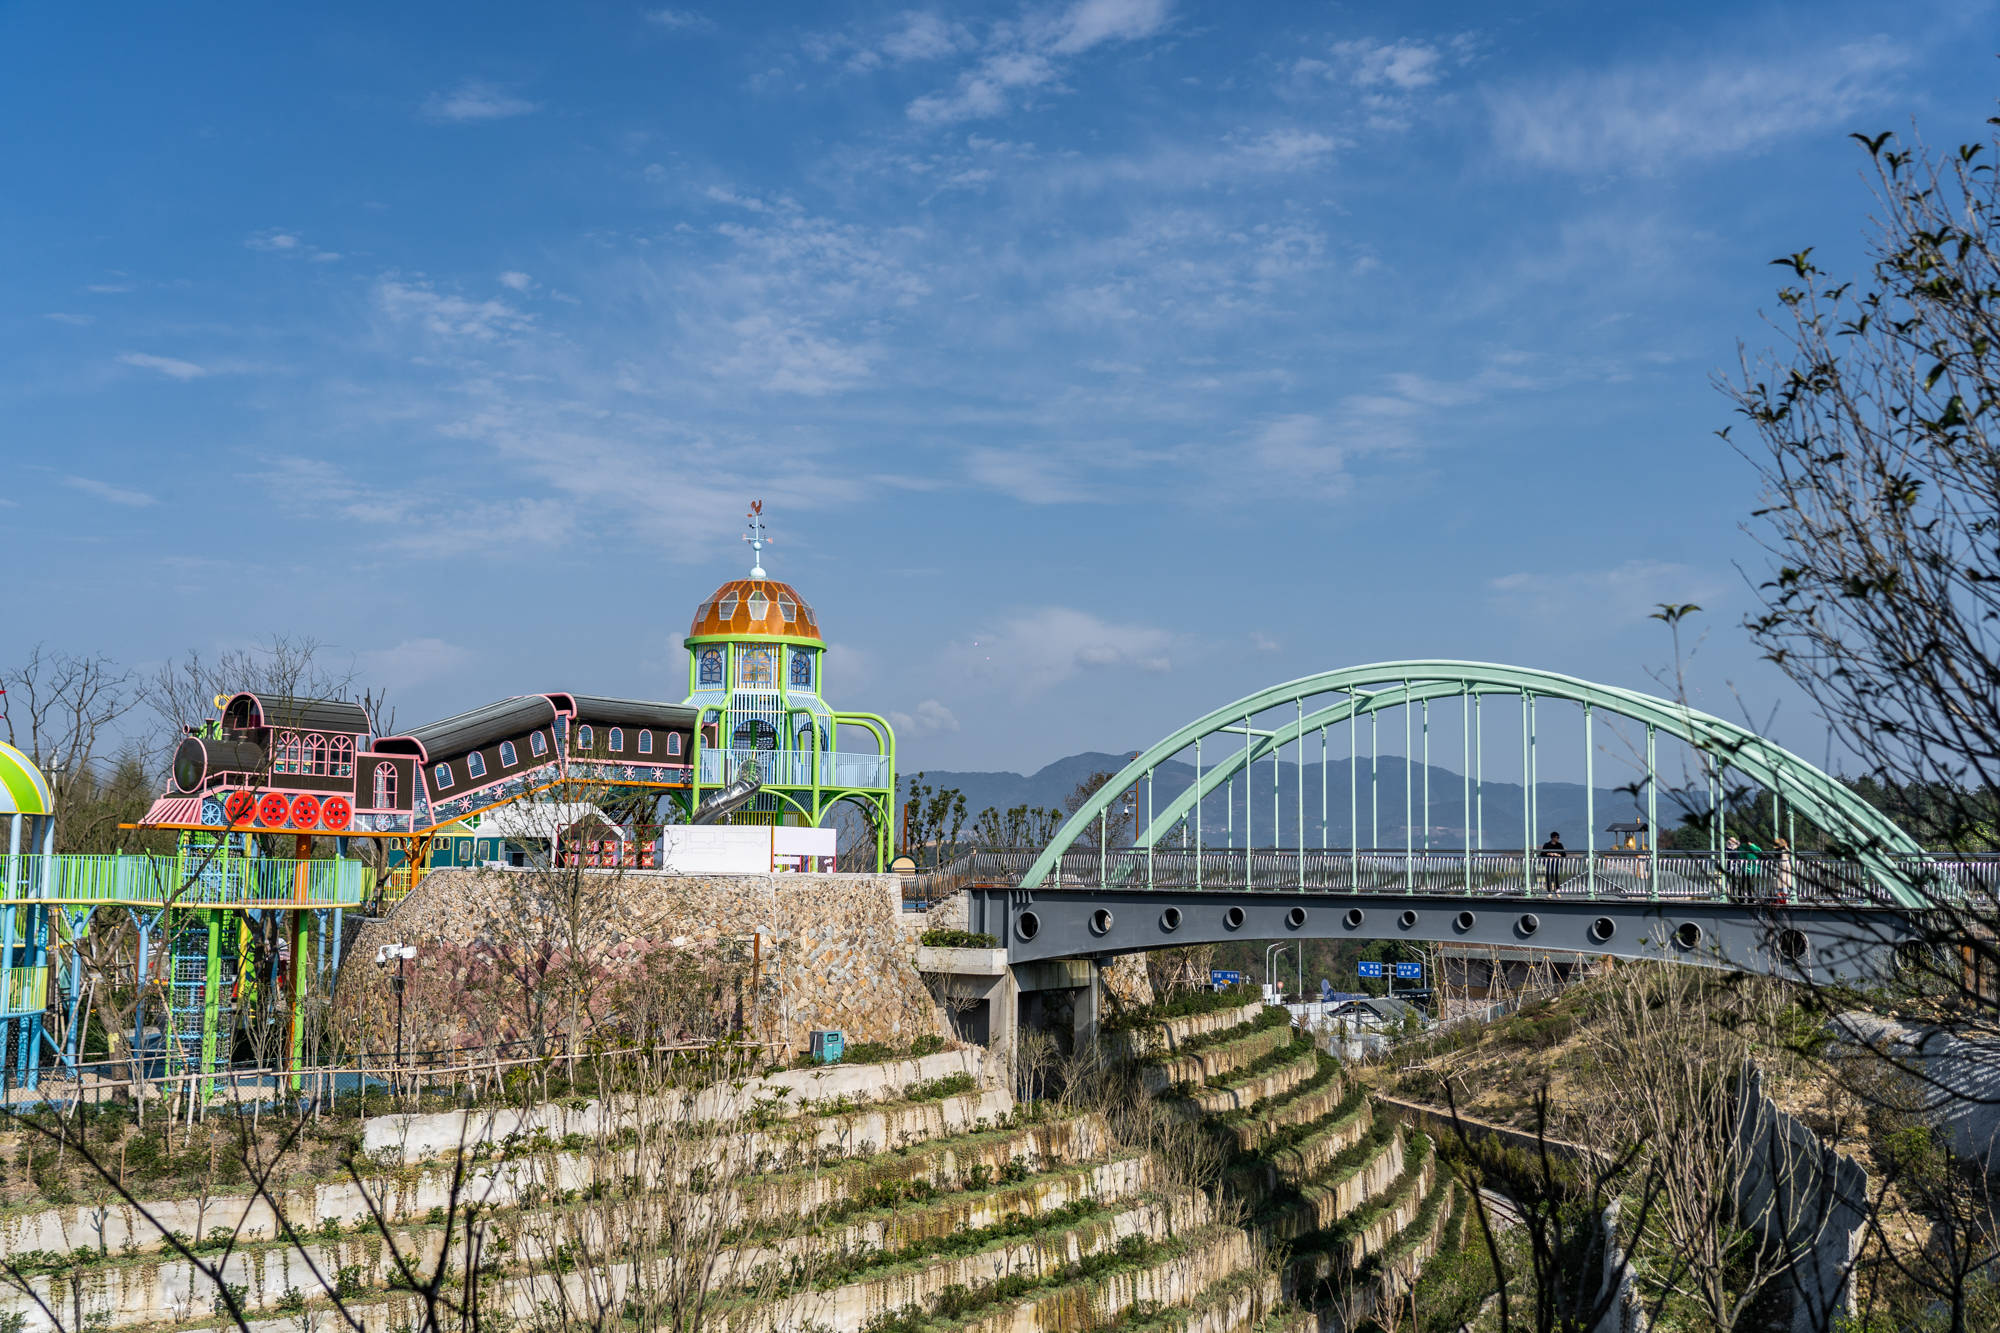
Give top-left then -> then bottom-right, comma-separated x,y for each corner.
4,0 -> 1996,776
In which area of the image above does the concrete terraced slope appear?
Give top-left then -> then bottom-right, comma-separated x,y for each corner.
0,1046 -> 1315,1333
1117,995 -> 1468,1330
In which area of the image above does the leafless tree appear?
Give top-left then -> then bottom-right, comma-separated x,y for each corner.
142,634 -> 362,767
1,644 -> 136,812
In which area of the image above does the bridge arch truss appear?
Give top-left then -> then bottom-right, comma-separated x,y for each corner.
1019,661 -> 1929,909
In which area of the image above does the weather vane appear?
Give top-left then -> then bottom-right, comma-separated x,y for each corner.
743,499 -> 771,578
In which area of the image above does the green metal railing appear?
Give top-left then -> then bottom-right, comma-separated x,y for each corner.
2,853 -> 372,908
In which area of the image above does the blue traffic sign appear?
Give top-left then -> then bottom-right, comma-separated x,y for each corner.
1357,961 -> 1386,978
1394,962 -> 1423,979
1210,969 -> 1243,985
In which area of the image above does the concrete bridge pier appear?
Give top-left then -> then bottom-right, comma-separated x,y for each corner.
917,947 -> 1101,1061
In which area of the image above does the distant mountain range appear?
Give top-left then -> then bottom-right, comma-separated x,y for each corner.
907,750 -> 1672,849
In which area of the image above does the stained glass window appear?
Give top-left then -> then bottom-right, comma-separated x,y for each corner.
740,646 -> 775,686
790,650 -> 813,688
698,649 -> 724,686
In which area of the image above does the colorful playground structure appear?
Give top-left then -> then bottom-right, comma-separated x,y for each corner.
0,512 -> 899,1095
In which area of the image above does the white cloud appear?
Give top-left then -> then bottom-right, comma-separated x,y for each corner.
1047,0 -> 1172,55
647,8 -> 715,32
421,80 -> 539,124
889,698 -> 961,735
965,447 -> 1092,503
43,312 -> 91,326
247,229 -> 340,262
63,475 -> 155,507
1333,38 -> 1444,91
85,283 -> 133,294
1489,39 -> 1908,173
498,270 -> 535,292
375,278 -> 535,343
258,456 -> 576,557
357,637 -> 475,692
951,607 -> 1173,694
1489,560 -> 1726,622
118,352 -> 207,380
882,12 -> 963,62
903,0 -> 1172,124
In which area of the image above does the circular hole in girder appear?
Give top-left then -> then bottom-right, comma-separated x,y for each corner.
1674,922 -> 1704,950
1223,906 -> 1246,931
1776,929 -> 1809,963
1344,908 -> 1365,929
1455,911 -> 1477,933
1398,910 -> 1418,930
1286,906 -> 1308,929
1589,917 -> 1616,943
1090,908 -> 1115,936
1517,913 -> 1540,937
1016,911 -> 1040,942
1161,906 -> 1183,932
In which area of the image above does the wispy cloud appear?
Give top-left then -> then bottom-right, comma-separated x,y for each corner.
357,637 -> 475,692
64,476 -> 156,507
118,352 -> 207,380
904,0 -> 1174,124
247,229 -> 340,262
421,79 -> 539,124
42,312 -> 91,326
1489,560 -> 1726,622
1489,39 -> 1908,173
646,8 -> 715,33
1291,34 -> 1473,130
498,270 -> 535,292
949,607 -> 1174,694
374,277 -> 535,342
889,698 -> 961,735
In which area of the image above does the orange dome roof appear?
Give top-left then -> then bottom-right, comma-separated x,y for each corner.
688,578 -> 822,642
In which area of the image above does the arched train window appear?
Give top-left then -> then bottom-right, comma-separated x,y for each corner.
305,734 -> 327,776
638,730 -> 653,754
468,752 -> 487,778
434,763 -> 454,790
499,740 -> 518,767
666,732 -> 682,756
373,762 -> 398,809
609,727 -> 624,753
530,731 -> 547,757
578,725 -> 594,750
332,735 -> 354,777
275,731 -> 301,774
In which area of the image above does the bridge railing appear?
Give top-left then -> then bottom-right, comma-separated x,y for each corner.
905,846 -> 2000,908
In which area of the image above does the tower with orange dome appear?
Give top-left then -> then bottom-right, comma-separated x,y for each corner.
682,503 -> 897,867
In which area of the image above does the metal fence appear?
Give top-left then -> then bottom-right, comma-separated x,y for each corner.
697,748 -> 892,789
902,846 -> 2000,908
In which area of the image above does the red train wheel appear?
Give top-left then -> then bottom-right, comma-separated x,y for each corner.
224,791 -> 256,824
289,794 -> 322,829
321,796 -> 352,831
257,792 -> 291,827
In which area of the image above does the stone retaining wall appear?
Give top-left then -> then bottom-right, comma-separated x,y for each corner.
336,869 -> 948,1054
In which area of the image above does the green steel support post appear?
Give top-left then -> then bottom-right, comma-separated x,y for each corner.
1194,737 -> 1203,891
1475,692 -> 1483,852
1520,691 -> 1531,893
201,910 -> 222,1101
1648,724 -> 1659,899
1243,715 -> 1252,889
1462,689 -> 1471,890
1371,712 -> 1379,853
1422,697 -> 1430,854
1296,699 -> 1304,891
1403,681 -> 1413,892
1349,695 -> 1358,888
1585,704 -> 1596,898
1146,767 -> 1154,889
1529,694 -> 1539,855
288,909 -> 309,1088
1319,724 -> 1328,851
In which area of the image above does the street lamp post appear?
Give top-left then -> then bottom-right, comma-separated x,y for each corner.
375,942 -> 417,1082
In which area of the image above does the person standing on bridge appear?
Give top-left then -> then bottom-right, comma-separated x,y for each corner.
1539,831 -> 1566,894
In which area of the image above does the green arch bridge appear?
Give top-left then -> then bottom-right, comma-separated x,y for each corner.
945,662 -> 1979,981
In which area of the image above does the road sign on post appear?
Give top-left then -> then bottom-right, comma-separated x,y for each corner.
1357,961 -> 1385,978
1394,962 -> 1423,980
1210,969 -> 1244,991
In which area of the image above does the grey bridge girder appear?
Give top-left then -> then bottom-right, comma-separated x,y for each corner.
965,887 -> 1925,984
